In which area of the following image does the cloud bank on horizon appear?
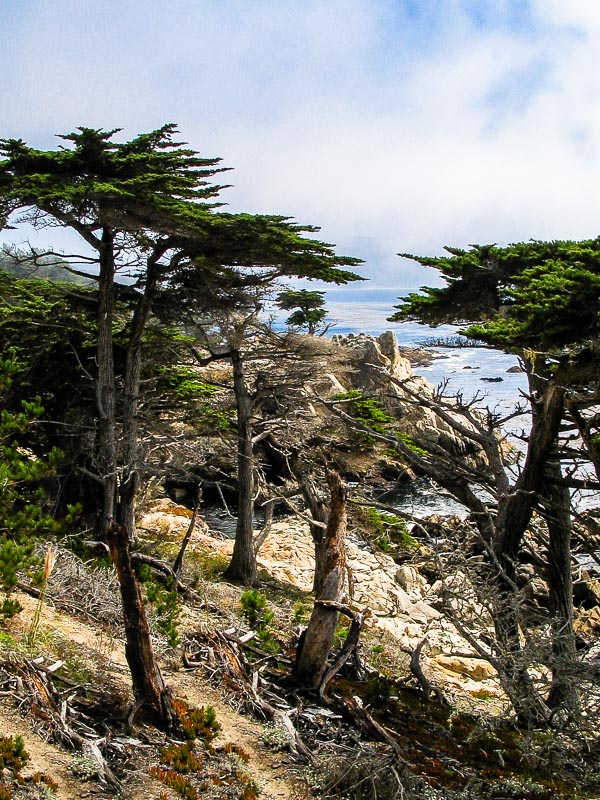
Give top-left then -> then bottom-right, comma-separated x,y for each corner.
1,0 -> 599,286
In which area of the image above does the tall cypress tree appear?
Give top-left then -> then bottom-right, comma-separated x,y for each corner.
0,125 -> 361,728
391,239 -> 600,723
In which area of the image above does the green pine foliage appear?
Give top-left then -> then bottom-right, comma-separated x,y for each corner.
360,507 -> 417,552
138,564 -> 182,648
0,125 -> 363,289
391,238 -> 600,351
239,590 -> 280,653
333,390 -> 394,443
0,350 -> 61,618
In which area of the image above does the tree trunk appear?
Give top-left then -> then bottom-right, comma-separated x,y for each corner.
173,486 -> 202,576
118,256 -> 162,542
289,455 -> 328,595
96,228 -> 118,541
96,242 -> 180,733
224,348 -> 258,585
295,470 -> 347,688
107,522 -> 180,733
493,356 -> 566,565
543,463 -> 579,717
484,356 -> 567,727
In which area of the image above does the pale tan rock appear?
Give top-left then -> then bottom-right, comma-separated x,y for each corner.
395,565 -> 429,597
434,655 -> 497,681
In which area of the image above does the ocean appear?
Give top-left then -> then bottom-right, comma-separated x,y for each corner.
315,286 -> 528,419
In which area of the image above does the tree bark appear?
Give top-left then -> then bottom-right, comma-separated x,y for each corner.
493,356 -> 567,571
107,522 -> 180,733
118,252 -> 164,542
289,455 -> 328,595
542,462 -> 579,716
487,356 -> 567,727
295,470 -> 347,688
224,348 -> 258,585
96,227 -> 118,541
173,486 -> 202,576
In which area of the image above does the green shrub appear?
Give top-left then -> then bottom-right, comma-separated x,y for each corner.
333,391 -> 394,444
138,564 -> 182,648
359,507 -> 417,552
240,590 -> 280,654
0,735 -> 28,773
240,590 -> 272,629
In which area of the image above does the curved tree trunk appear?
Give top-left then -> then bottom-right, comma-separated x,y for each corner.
107,522 -> 180,733
295,470 -> 347,688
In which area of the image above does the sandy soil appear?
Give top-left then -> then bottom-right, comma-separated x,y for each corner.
0,591 -> 310,800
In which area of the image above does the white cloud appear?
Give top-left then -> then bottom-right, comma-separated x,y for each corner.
2,0 -> 600,285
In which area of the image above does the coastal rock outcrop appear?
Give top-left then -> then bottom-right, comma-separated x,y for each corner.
138,499 -> 502,696
332,331 -> 485,463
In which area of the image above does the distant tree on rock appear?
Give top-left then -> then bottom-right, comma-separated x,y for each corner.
276,288 -> 329,335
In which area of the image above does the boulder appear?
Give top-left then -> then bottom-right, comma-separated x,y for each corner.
395,565 -> 429,597
434,655 -> 497,682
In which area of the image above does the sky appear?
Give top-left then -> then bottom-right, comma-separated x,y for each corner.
2,0 -> 600,287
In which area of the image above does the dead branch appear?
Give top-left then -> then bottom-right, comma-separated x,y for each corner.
173,485 -> 202,576
319,605 -> 367,701
130,552 -> 199,600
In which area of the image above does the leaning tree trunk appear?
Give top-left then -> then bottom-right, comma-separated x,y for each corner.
107,523 -> 180,733
487,355 -> 568,728
295,470 -> 347,688
224,348 -> 258,586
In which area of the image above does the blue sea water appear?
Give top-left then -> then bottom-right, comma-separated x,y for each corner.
319,286 -> 528,420
309,287 -> 529,516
